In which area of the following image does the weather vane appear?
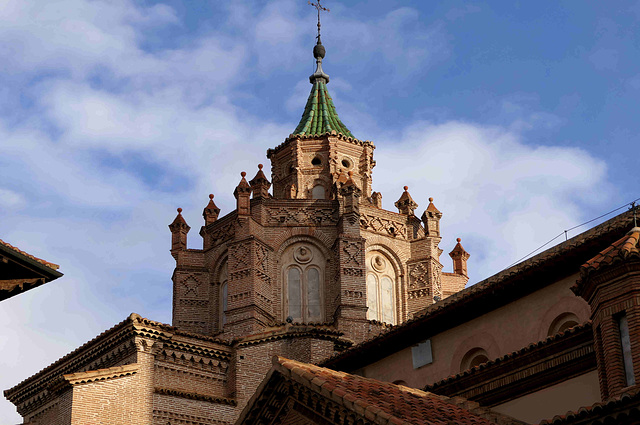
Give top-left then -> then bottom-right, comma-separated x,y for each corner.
309,1 -> 329,41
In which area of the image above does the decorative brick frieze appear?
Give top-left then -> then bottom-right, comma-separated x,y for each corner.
267,205 -> 339,226
343,289 -> 363,298
408,288 -> 430,299
153,409 -> 231,425
360,212 -> 408,240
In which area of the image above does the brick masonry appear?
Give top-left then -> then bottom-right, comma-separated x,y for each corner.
5,131 -> 469,424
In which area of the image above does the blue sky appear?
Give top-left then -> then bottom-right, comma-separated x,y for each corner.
0,1 -> 638,421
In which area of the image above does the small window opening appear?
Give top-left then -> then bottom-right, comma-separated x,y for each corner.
312,156 -> 322,166
312,185 -> 325,200
341,159 -> 351,168
618,313 -> 635,386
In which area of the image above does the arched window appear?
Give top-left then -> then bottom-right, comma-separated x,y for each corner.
219,261 -> 228,328
547,312 -> 580,336
366,252 -> 396,324
283,243 -> 324,322
460,347 -> 489,371
312,184 -> 325,199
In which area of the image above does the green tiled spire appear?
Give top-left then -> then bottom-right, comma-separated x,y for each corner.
292,36 -> 355,139
292,80 -> 355,138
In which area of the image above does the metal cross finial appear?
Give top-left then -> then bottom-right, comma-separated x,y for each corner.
631,201 -> 638,227
309,1 -> 329,41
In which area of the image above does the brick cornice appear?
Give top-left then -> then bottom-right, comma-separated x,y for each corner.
154,387 -> 237,406
234,325 -> 346,348
63,364 -> 138,386
4,313 -> 232,413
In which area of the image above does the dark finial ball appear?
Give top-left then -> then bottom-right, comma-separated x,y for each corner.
313,43 -> 326,59
404,186 -> 409,191
457,238 -> 461,243
258,164 -> 263,170
177,208 -> 182,213
209,194 -> 214,200
241,171 -> 246,178
429,197 -> 433,202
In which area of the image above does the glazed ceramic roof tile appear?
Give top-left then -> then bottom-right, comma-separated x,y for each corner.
292,80 -> 355,138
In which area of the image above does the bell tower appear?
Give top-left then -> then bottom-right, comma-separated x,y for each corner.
267,7 -> 375,202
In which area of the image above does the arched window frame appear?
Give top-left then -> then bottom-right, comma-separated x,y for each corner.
312,184 -> 326,200
460,347 -> 490,372
282,243 -> 325,323
215,258 -> 228,330
365,251 -> 397,325
547,312 -> 580,337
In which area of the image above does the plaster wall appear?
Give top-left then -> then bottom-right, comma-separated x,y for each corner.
356,272 -> 590,388
491,370 -> 600,423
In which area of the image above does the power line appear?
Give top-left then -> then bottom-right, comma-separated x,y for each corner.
505,196 -> 640,269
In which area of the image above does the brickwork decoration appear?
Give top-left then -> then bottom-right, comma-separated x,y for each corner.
573,227 -> 640,399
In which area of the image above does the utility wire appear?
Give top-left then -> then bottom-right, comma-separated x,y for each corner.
505,196 -> 640,269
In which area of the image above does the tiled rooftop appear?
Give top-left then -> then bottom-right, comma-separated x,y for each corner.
292,80 -> 355,138
582,226 -> 640,273
273,356 -> 524,425
426,321 -> 592,391
0,238 -> 60,271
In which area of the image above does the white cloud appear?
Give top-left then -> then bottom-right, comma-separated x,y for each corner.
373,121 -> 610,280
0,1 -> 618,422
0,188 -> 26,210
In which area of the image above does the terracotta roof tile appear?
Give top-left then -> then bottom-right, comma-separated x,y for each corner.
273,356 -> 523,425
426,321 -> 592,390
582,227 -> 640,273
0,238 -> 60,271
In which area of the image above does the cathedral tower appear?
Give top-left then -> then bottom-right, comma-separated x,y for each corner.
169,30 -> 469,344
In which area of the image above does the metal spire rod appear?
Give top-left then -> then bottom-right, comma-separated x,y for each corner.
309,1 -> 329,41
